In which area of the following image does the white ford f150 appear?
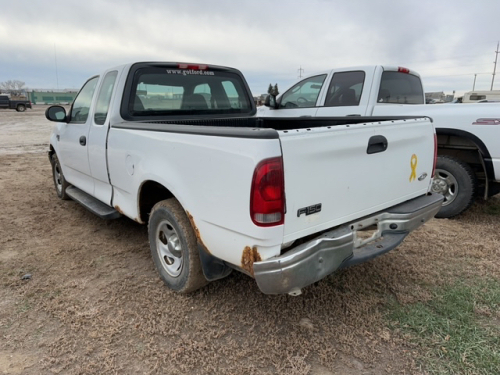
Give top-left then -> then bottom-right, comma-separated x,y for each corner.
46,62 -> 442,295
259,66 -> 500,218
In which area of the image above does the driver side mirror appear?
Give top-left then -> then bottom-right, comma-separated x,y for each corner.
45,105 -> 67,122
264,94 -> 278,109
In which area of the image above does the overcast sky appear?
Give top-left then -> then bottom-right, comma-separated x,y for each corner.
1,0 -> 499,97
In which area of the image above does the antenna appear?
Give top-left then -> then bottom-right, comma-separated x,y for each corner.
298,66 -> 304,79
491,41 -> 499,91
54,43 -> 59,90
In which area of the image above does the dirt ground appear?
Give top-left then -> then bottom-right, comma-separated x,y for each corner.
0,107 -> 499,375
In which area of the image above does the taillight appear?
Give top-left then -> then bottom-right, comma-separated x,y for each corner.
432,133 -> 437,177
250,157 -> 285,226
178,63 -> 208,70
398,67 -> 410,74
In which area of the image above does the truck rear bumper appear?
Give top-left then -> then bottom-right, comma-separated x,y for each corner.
253,193 -> 444,295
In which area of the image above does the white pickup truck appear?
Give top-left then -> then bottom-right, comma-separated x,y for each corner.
46,62 -> 442,295
259,66 -> 500,218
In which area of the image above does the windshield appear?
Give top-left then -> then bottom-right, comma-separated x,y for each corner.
125,65 -> 253,118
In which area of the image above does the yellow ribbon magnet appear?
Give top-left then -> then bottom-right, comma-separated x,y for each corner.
409,154 -> 418,182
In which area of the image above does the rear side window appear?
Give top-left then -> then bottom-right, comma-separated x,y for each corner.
126,66 -> 253,117
94,71 -> 118,125
221,81 -> 244,109
325,71 -> 365,107
377,72 -> 424,104
279,75 -> 326,108
193,83 -> 212,108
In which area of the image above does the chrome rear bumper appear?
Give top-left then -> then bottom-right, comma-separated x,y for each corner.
253,193 -> 444,295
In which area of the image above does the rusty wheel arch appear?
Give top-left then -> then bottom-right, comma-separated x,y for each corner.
137,183 -> 233,282
137,180 -> 174,223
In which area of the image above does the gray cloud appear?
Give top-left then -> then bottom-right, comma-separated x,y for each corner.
0,0 -> 499,95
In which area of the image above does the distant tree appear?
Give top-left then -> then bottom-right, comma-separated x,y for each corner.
0,80 -> 26,96
267,83 -> 279,97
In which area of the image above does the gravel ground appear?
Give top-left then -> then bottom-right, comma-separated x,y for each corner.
1,106 -> 499,374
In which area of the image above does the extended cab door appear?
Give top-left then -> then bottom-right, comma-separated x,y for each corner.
87,70 -> 120,205
58,76 -> 99,195
314,67 -> 377,116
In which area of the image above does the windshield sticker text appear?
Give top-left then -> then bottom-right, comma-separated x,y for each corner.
165,69 -> 215,76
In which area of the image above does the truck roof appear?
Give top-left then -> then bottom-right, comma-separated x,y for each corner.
298,65 -> 421,79
103,61 -> 241,74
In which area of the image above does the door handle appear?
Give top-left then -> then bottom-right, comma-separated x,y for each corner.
79,136 -> 86,146
366,135 -> 388,154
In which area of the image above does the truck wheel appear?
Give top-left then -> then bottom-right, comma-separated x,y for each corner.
51,154 -> 70,200
16,104 -> 26,112
148,199 -> 208,293
431,155 -> 476,218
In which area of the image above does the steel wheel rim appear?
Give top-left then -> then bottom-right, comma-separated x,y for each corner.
54,162 -> 63,194
156,219 -> 183,277
431,168 -> 458,206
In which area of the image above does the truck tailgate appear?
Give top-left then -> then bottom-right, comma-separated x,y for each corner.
279,118 -> 435,242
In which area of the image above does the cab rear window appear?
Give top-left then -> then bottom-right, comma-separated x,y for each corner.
124,65 -> 253,118
377,71 -> 424,104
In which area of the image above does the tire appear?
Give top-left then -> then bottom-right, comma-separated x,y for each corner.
431,155 -> 477,218
51,154 -> 70,200
148,199 -> 208,293
16,104 -> 26,112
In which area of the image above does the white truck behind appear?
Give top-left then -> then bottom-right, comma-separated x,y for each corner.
259,66 -> 500,218
46,62 -> 442,295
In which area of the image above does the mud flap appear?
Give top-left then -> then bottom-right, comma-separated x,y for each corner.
198,244 -> 233,281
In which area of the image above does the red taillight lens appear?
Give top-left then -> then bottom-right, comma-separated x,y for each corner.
177,63 -> 208,70
250,157 -> 285,226
432,133 -> 437,178
398,67 -> 410,74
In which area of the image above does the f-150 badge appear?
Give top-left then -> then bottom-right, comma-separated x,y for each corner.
409,154 -> 418,182
297,204 -> 322,217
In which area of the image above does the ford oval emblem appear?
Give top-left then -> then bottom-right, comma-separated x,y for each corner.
418,173 -> 428,181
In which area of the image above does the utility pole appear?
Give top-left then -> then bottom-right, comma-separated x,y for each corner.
491,41 -> 499,91
54,43 -> 59,90
473,74 -> 477,91
298,66 -> 304,79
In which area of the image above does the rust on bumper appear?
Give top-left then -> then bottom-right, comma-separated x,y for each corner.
241,246 -> 262,276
